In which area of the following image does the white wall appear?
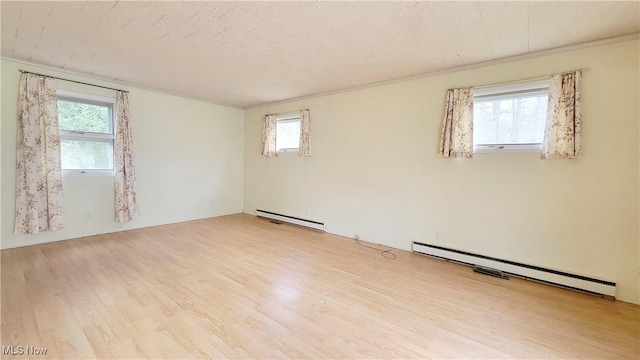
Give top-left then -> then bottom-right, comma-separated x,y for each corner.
244,40 -> 640,304
1,58 -> 244,249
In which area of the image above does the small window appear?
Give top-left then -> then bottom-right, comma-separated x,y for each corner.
57,90 -> 115,176
473,80 -> 549,153
276,114 -> 301,153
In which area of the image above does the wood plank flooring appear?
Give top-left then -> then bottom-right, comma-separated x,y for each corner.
1,214 -> 639,359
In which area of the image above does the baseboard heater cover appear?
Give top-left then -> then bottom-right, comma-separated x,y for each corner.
256,209 -> 325,232
412,242 -> 616,297
473,265 -> 510,280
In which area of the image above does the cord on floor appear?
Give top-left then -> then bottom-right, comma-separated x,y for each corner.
353,235 -> 396,260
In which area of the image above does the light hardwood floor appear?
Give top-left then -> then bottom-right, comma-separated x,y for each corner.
1,214 -> 639,359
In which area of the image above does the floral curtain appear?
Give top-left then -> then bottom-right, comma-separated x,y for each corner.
298,109 -> 311,156
114,91 -> 139,223
439,88 -> 473,158
541,71 -> 582,159
14,73 -> 64,234
261,114 -> 277,157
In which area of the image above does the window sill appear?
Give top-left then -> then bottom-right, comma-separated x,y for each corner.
277,149 -> 299,155
474,145 -> 542,154
63,170 -> 114,177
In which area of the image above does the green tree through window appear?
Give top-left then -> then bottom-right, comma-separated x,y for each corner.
58,99 -> 110,133
57,95 -> 114,171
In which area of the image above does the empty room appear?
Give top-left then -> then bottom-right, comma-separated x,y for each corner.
1,1 -> 639,359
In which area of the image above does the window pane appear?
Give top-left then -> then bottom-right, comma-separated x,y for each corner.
58,99 -> 111,133
61,140 -> 113,170
276,120 -> 300,150
473,94 -> 547,145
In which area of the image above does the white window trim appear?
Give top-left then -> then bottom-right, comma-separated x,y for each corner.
473,79 -> 549,154
63,169 -> 115,177
277,148 -> 299,154
276,113 -> 301,153
57,89 -> 116,104
57,90 -> 116,176
473,79 -> 550,98
474,143 -> 543,154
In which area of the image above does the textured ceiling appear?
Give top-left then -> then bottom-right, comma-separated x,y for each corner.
2,1 -> 639,108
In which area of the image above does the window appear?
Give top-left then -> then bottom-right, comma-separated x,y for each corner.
473,80 -> 549,153
57,90 -> 116,176
276,114 -> 301,153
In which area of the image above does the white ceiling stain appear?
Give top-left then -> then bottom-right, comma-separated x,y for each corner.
1,1 -> 638,107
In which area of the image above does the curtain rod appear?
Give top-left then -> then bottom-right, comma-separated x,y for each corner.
271,109 -> 309,117
19,69 -> 129,93
472,68 -> 589,90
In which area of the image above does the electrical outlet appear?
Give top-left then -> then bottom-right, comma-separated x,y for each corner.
435,231 -> 440,240
85,212 -> 93,220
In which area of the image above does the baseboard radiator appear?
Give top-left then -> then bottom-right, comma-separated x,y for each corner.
256,209 -> 325,232
412,242 -> 616,298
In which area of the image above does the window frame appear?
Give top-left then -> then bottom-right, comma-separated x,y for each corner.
56,89 -> 116,177
275,114 -> 301,154
472,80 -> 549,154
